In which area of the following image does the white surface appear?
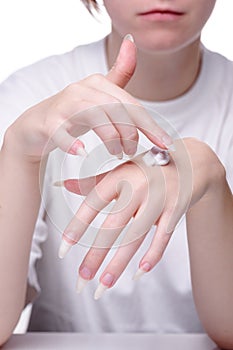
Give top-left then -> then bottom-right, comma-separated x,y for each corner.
0,0 -> 233,82
4,333 -> 219,350
13,304 -> 32,334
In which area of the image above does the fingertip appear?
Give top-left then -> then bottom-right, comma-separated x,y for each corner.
58,240 -> 72,259
69,139 -> 88,156
123,33 -> 134,43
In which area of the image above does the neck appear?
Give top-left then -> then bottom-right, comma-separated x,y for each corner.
106,32 -> 202,102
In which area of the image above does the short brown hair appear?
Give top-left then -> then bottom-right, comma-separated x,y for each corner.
81,0 -> 99,13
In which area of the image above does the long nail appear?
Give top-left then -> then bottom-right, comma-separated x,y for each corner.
116,152 -> 123,160
94,283 -> 108,300
58,240 -> 73,259
70,140 -> 88,157
162,135 -> 176,152
53,180 -> 64,187
76,275 -> 89,294
133,262 -> 151,281
124,34 -> 134,43
76,147 -> 88,157
132,268 -> 146,281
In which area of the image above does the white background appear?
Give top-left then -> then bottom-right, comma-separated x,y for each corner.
0,0 -> 232,333
0,0 -> 233,83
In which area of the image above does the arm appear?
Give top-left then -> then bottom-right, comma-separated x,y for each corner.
0,131 -> 43,345
186,158 -> 233,349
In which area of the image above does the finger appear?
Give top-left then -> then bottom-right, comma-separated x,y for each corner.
81,82 -> 174,151
134,212 -> 176,280
57,172 -> 108,195
103,103 -> 139,156
94,232 -> 146,300
106,34 -> 137,88
76,189 -> 139,292
58,174 -> 118,258
125,103 -> 175,150
81,96 -> 139,156
49,125 -> 87,156
92,195 -> 164,299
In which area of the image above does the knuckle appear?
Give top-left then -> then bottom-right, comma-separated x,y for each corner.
124,129 -> 139,141
63,82 -> 79,96
88,73 -> 105,86
104,129 -> 120,141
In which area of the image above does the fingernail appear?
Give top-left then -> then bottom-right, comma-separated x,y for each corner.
124,34 -> 134,43
116,152 -> 123,160
94,283 -> 108,300
70,140 -> 88,157
102,272 -> 114,286
162,135 -> 175,151
133,262 -> 151,281
76,275 -> 89,294
53,180 -> 64,187
94,273 -> 114,300
58,240 -> 72,259
79,266 -> 92,279
76,147 -> 88,157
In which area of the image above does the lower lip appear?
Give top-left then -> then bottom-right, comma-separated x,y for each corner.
139,12 -> 184,22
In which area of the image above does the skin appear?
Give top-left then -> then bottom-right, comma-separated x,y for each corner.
1,0 -> 233,348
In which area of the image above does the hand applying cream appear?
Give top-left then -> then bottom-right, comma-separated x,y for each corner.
142,146 -> 171,167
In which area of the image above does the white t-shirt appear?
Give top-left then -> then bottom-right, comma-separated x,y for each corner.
1,37 -> 233,333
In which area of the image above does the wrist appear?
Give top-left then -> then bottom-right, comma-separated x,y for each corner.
2,126 -> 42,165
183,138 -> 226,206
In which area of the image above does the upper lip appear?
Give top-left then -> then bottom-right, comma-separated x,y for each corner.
139,7 -> 185,15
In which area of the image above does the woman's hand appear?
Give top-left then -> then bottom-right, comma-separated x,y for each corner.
57,138 -> 220,299
5,35 -> 173,163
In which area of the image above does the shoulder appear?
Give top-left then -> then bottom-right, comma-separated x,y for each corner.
202,46 -> 233,84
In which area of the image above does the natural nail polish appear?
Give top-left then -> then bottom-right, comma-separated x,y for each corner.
94,273 -> 114,300
133,262 -> 151,281
94,283 -> 108,300
124,33 -> 134,43
53,180 -> 65,187
58,240 -> 72,259
116,152 -> 123,160
76,275 -> 89,294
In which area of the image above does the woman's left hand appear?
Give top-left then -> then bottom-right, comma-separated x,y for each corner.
57,137 -> 219,298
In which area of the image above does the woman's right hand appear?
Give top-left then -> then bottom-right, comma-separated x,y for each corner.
5,35 -> 173,162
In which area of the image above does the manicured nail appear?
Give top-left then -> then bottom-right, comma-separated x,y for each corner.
133,268 -> 145,281
124,34 -> 134,43
76,275 -> 89,294
133,262 -> 151,281
70,140 -> 88,156
161,135 -> 175,151
116,152 -> 123,160
58,240 -> 72,259
80,266 -> 92,279
94,273 -> 114,300
53,180 -> 64,187
76,147 -> 88,157
94,283 -> 108,300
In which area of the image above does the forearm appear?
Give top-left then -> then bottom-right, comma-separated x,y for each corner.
186,166 -> 233,349
0,134 -> 43,344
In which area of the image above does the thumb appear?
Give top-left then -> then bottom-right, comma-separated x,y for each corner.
106,34 -> 137,88
60,172 -> 108,195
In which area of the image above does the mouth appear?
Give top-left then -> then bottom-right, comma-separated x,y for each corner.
138,8 -> 185,21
